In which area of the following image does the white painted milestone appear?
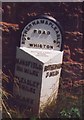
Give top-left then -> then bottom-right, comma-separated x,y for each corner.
13,15 -> 63,117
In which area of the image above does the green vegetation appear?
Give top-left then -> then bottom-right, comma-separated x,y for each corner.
60,107 -> 80,118
1,71 -> 83,119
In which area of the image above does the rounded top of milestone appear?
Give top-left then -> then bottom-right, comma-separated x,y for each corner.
21,15 -> 63,51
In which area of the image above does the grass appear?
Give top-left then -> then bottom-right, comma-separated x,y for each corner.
1,70 -> 83,119
40,78 -> 83,118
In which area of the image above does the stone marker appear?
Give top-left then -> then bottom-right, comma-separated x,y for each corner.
13,15 -> 63,118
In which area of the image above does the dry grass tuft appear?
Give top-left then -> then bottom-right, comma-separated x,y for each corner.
0,70 -> 83,118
